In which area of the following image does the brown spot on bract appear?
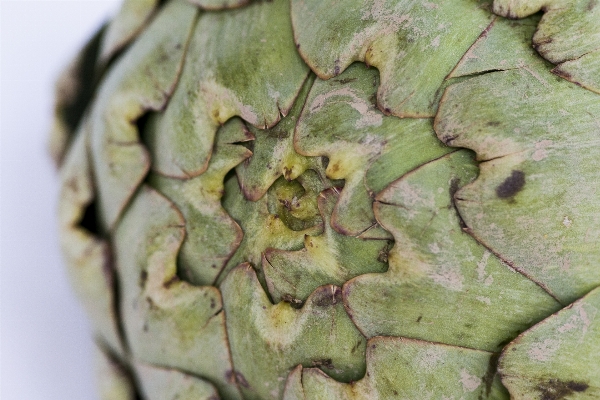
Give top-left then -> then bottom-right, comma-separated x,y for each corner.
313,286 -> 342,307
235,371 -> 251,388
311,358 -> 334,369
139,270 -> 148,287
496,170 -> 525,199
538,379 -> 589,400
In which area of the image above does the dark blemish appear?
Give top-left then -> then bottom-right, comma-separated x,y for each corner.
145,296 -> 158,310
369,93 -> 377,106
313,286 -> 342,307
486,121 -> 501,127
336,77 -> 357,84
533,38 -> 553,52
552,67 -> 573,81
449,177 -> 468,229
371,344 -> 377,349
449,177 -> 461,199
497,336 -> 516,349
587,0 -> 598,11
416,316 -> 422,323
163,275 -> 179,288
282,294 -> 304,309
143,323 -> 149,332
496,170 -> 525,199
296,43 -> 301,49
235,372 -> 251,388
175,43 -> 182,50
377,247 -> 389,263
538,379 -> 589,400
351,339 -> 362,354
211,264 -> 217,269
393,390 -> 399,396
62,26 -> 105,137
139,270 -> 148,287
441,134 -> 458,146
210,298 -> 216,309
334,59 -> 341,75
482,353 -> 500,397
384,107 -> 392,114
312,358 -> 334,369
225,370 -> 236,384
80,200 -> 100,236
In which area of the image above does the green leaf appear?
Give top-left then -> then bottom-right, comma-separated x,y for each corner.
90,0 -> 197,230
435,16 -> 600,304
115,185 -> 242,400
145,0 -> 310,179
499,286 -> 600,399
493,0 -> 600,93
59,122 -> 124,356
344,151 -> 561,351
99,0 -> 160,62
291,0 -> 494,116
448,15 -> 546,79
94,345 -> 136,400
295,63 -> 451,237
135,363 -> 220,400
148,118 -> 252,286
221,264 -> 367,400
283,337 -> 509,400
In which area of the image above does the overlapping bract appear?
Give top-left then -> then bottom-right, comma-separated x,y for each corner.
54,0 -> 600,398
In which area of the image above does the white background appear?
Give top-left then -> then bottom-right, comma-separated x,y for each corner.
1,1 -> 121,398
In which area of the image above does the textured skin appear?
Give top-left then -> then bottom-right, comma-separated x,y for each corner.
53,0 -> 600,399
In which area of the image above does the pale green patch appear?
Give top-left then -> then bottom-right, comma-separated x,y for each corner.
499,287 -> 600,399
89,0 -> 197,230
493,0 -> 600,94
135,363 -> 220,400
59,122 -> 124,356
145,0 -> 310,179
291,0 -> 494,116
236,74 -> 322,202
114,185 -> 242,400
149,118 -> 252,286
435,17 -> 600,304
264,188 -> 389,304
221,264 -> 367,400
99,0 -> 160,62
344,151 -> 561,351
94,345 -> 136,400
295,63 -> 451,237
283,337 -> 509,400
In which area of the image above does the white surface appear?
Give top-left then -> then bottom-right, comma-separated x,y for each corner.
1,1 -> 121,399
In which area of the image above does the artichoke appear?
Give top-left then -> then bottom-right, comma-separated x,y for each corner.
52,0 -> 600,399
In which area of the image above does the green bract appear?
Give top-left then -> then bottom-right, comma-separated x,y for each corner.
52,0 -> 600,399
